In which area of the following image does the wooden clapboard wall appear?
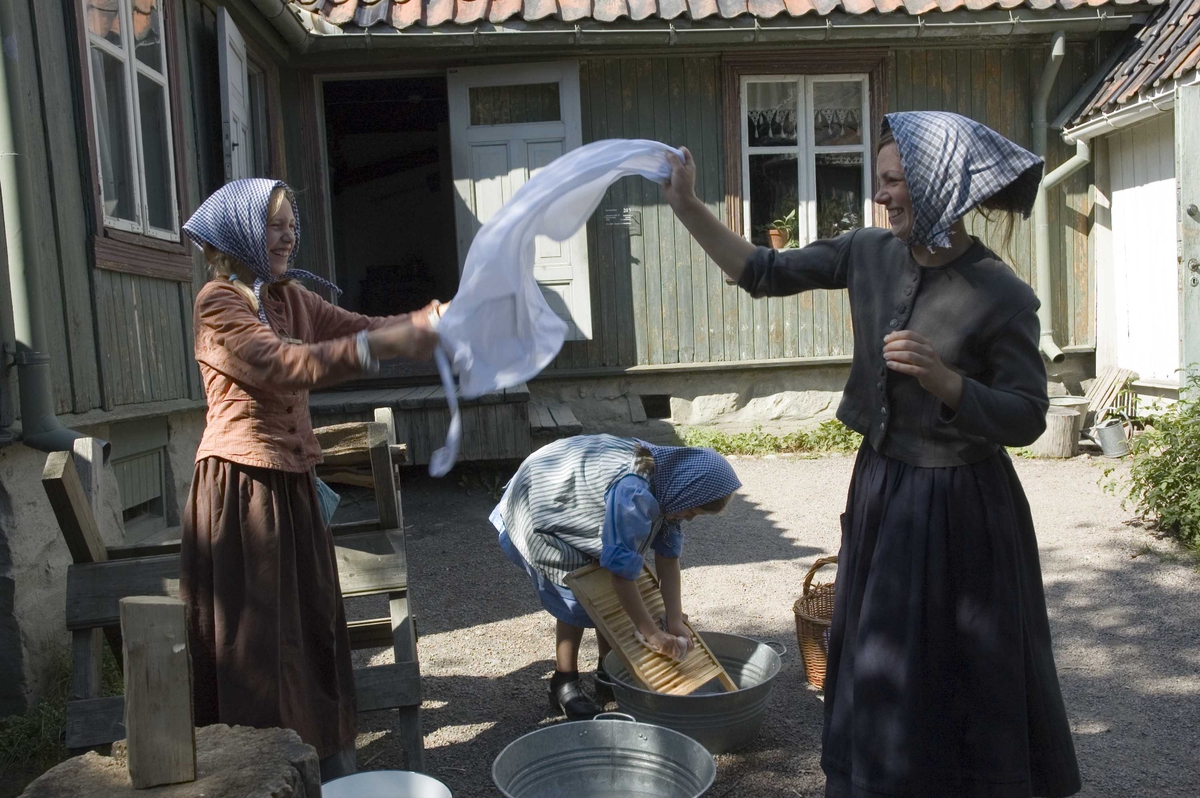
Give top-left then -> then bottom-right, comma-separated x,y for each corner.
555,45 -> 1095,373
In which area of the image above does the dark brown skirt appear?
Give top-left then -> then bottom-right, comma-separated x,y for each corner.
180,457 -> 357,758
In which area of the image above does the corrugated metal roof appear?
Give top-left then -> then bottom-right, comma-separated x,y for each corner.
1071,0 -> 1200,123
291,0 -> 1160,31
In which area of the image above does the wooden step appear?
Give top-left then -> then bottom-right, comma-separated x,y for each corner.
529,399 -> 582,446
310,383 -> 533,466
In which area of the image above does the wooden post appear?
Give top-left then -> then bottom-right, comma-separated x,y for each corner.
121,597 -> 196,789
43,450 -> 124,695
72,437 -> 104,519
1030,407 -> 1079,459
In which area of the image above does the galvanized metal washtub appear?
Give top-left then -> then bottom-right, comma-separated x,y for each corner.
492,712 -> 716,798
601,632 -> 786,754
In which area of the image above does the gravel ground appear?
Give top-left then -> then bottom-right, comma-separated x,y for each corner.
343,454 -> 1200,797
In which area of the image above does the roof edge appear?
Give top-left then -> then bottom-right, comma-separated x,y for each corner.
288,8 -> 1154,52
1063,66 -> 1200,141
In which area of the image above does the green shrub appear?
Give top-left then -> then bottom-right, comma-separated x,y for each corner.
1107,378 -> 1200,550
682,421 -> 861,456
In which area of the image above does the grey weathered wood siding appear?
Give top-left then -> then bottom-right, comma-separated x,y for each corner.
558,45 -> 1094,372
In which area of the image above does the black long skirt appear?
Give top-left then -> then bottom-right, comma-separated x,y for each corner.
822,444 -> 1081,798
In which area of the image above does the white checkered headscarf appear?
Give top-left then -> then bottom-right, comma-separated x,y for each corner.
639,442 -> 741,515
883,112 -> 1043,249
183,178 -> 341,324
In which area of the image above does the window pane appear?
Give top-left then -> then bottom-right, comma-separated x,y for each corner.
747,81 -> 798,148
86,0 -> 123,48
815,152 -> 863,240
748,153 -> 799,248
133,0 -> 164,74
90,47 -> 138,223
137,74 -> 174,231
813,81 -> 863,147
469,83 -> 560,126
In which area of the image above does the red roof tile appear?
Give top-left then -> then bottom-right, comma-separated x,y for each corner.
1070,0 -> 1200,124
292,0 -> 1163,29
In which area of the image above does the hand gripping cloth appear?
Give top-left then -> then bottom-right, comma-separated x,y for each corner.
428,139 -> 683,476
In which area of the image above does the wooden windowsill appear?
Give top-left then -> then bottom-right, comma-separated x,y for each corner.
94,234 -> 194,283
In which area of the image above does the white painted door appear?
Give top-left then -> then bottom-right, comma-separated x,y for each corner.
217,8 -> 251,182
1107,114 -> 1180,384
1178,85 -> 1200,389
447,62 -> 592,340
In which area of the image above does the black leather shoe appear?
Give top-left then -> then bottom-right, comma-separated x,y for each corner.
550,677 -> 603,720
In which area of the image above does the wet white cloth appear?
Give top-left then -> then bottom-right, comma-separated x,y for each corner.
429,139 -> 683,476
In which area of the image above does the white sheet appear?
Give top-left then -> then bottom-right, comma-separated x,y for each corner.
428,139 -> 682,476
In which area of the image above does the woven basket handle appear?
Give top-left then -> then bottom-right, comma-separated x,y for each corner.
803,556 -> 839,595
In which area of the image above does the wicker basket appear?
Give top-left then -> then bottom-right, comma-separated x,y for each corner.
793,555 -> 838,691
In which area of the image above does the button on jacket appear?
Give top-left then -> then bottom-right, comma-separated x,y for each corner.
193,280 -> 411,473
738,228 -> 1048,468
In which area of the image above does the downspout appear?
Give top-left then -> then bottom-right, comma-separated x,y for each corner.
0,1 -> 108,458
1032,31 -> 1068,364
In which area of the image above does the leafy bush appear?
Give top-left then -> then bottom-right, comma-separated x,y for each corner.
682,420 -> 862,456
1107,378 -> 1200,550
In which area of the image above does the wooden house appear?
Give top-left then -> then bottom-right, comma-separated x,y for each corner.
1059,0 -> 1200,404
0,0 -> 1167,711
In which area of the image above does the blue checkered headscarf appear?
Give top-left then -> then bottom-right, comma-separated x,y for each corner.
182,178 -> 341,324
639,442 -> 741,515
883,112 -> 1043,249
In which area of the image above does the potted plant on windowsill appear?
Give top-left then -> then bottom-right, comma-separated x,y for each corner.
768,209 -> 798,249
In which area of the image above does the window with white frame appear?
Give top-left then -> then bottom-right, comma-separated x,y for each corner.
82,0 -> 178,240
741,75 -> 872,249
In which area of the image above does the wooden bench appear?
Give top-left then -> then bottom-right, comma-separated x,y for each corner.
529,399 -> 583,450
45,408 -> 427,771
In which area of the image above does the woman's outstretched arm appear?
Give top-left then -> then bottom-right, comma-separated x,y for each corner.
664,147 -> 755,282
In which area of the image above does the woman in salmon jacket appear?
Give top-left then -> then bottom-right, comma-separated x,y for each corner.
179,178 -> 440,781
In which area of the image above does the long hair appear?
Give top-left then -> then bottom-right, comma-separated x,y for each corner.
204,186 -> 294,311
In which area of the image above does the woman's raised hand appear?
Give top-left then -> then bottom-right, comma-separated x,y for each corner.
663,147 -> 699,214
368,320 -> 439,362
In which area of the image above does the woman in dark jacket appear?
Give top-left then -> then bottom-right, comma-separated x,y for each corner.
663,112 -> 1081,798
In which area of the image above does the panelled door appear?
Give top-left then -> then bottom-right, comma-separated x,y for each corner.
1178,85 -> 1200,391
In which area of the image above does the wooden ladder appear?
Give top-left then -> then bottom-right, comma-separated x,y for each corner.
45,408 -> 426,771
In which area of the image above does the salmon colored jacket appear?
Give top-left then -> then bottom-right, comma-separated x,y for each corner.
193,279 -> 412,473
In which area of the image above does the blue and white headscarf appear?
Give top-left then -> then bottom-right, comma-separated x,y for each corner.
182,178 -> 341,324
639,442 -> 741,515
883,112 -> 1044,250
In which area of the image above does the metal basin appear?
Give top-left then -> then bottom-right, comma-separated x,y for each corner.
602,632 -> 785,754
322,770 -> 453,798
493,713 -> 715,798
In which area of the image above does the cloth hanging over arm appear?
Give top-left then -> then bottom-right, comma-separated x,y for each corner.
428,139 -> 683,476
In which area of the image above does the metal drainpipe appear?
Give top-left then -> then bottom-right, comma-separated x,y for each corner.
0,1 -> 108,458
247,0 -> 312,51
1032,31 -> 1068,364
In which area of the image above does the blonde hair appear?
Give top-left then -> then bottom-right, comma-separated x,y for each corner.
204,186 -> 294,311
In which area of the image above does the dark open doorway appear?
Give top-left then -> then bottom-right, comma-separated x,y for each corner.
323,76 -> 459,323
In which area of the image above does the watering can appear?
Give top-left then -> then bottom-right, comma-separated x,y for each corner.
1083,418 -> 1131,458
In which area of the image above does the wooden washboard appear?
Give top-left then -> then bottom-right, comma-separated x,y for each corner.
565,563 -> 737,696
